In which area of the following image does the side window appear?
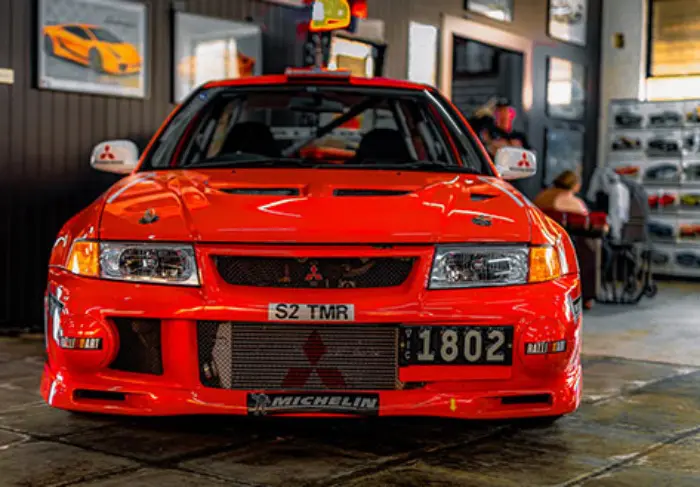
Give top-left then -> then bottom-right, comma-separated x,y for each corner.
417,106 -> 452,163
65,26 -> 90,40
145,90 -> 218,169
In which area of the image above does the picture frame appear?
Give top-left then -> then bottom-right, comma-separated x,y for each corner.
547,0 -> 588,46
173,12 -> 263,103
406,22 -> 438,86
464,0 -> 514,23
546,57 -> 586,121
37,0 -> 148,98
544,126 -> 585,187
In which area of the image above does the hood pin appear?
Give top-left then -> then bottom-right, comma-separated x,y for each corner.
139,208 -> 159,225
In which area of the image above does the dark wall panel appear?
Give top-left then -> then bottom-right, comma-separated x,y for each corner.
0,0 -> 303,330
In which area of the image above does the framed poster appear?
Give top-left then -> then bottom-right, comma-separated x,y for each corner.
465,0 -> 514,22
546,57 -> 586,121
174,12 -> 263,103
544,126 -> 585,186
38,0 -> 147,98
548,0 -> 587,46
407,22 -> 438,86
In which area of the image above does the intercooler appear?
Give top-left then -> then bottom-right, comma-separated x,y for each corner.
197,322 -> 399,391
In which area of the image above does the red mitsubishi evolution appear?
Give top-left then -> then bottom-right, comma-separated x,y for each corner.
42,69 -> 583,420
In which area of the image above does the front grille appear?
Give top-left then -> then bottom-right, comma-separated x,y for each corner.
109,318 -> 163,375
197,322 -> 398,391
214,256 -> 415,288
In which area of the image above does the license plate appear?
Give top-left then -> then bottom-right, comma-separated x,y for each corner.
268,303 -> 354,321
399,326 -> 513,366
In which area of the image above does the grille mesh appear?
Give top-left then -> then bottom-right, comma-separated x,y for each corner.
109,319 -> 163,375
213,256 -> 415,289
197,322 -> 398,391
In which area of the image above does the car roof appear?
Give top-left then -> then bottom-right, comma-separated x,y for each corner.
204,72 -> 433,92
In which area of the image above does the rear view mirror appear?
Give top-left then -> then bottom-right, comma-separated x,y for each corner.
90,140 -> 139,175
494,147 -> 537,180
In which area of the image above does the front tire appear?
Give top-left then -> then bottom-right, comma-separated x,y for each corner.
89,49 -> 105,73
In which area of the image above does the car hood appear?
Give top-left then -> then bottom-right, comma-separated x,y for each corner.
99,169 -> 532,244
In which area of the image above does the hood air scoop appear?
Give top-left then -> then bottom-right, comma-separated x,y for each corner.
334,189 -> 412,197
220,188 -> 300,196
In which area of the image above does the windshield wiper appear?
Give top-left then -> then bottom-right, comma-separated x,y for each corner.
338,160 -> 481,173
187,157 -> 316,169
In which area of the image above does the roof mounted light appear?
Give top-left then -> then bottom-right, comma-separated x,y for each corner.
285,67 -> 352,81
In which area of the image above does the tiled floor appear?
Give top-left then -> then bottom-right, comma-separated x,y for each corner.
1,281 -> 699,486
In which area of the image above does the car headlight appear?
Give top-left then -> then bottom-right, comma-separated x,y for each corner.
429,245 -> 561,289
66,241 -> 200,286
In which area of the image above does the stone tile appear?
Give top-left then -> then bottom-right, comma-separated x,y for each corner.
586,374 -> 700,438
60,418 -> 253,462
0,389 -> 44,414
181,440 -> 377,486
0,441 -> 136,487
342,463 -> 513,487
0,429 -> 29,448
231,417 -> 498,458
414,413 -> 661,487
72,468 -> 233,486
583,281 -> 700,366
0,337 -> 45,363
579,434 -> 700,486
0,403 -> 116,438
580,356 -> 696,403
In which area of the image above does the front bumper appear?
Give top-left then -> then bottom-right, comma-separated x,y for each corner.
42,264 -> 582,419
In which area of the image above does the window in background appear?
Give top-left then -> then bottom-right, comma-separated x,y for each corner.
407,22 -> 438,86
649,0 -> 700,77
546,57 -> 586,121
464,0 -> 514,22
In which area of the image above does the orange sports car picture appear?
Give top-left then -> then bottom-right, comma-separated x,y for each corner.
43,23 -> 142,75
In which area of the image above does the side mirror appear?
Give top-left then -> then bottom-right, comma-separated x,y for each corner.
494,147 -> 537,180
90,140 -> 139,175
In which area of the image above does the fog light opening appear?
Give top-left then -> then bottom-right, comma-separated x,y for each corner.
73,389 -> 126,402
501,394 -> 552,406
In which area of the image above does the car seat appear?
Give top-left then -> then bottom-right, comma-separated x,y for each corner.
349,128 -> 413,164
220,121 -> 281,158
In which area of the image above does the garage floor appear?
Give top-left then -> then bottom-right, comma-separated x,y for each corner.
1,281 -> 699,487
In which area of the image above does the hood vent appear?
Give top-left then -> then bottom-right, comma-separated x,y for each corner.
334,189 -> 411,197
220,188 -> 300,196
470,193 -> 497,202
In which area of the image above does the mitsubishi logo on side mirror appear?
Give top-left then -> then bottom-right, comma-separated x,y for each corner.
517,152 -> 531,168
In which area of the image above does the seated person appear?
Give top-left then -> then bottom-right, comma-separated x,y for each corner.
534,170 -> 588,215
534,170 -> 598,310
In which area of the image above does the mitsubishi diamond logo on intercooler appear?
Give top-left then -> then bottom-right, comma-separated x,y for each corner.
282,331 -> 346,389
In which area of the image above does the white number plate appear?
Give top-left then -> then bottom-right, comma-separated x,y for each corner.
268,303 -> 355,322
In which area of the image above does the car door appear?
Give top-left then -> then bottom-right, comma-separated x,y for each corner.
61,26 -> 92,61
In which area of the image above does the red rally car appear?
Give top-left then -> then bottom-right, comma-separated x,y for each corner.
42,69 -> 583,421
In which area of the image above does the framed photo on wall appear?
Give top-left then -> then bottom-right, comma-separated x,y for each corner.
173,12 -> 263,103
547,0 -> 587,46
546,57 -> 586,121
544,126 -> 585,186
464,0 -> 514,22
37,0 -> 148,98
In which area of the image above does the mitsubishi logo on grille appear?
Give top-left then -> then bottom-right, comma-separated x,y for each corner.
282,330 -> 346,389
305,263 -> 323,282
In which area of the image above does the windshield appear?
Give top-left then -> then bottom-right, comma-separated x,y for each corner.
89,27 -> 123,44
141,85 -> 492,175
